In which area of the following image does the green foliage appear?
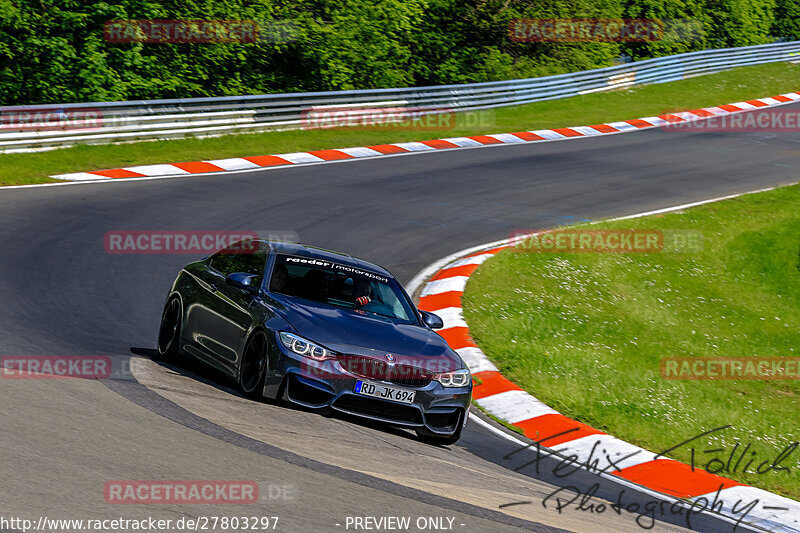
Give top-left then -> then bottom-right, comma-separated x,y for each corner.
703,0 -> 777,47
773,0 -> 800,40
0,0 -> 796,105
621,0 -> 708,59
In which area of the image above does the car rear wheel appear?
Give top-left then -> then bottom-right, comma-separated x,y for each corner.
239,332 -> 268,399
157,296 -> 182,360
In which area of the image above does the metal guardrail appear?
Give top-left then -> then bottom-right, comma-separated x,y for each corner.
1,40 -> 799,153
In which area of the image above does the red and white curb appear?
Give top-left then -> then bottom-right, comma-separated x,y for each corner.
406,195 -> 800,533
52,92 -> 800,182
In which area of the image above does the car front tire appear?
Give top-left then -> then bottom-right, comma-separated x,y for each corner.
239,331 -> 268,399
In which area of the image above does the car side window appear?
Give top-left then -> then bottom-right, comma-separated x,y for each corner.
208,241 -> 267,282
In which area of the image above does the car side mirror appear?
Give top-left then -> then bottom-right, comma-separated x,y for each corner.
420,310 -> 444,329
226,272 -> 259,293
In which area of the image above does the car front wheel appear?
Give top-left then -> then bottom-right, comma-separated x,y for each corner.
239,332 -> 268,399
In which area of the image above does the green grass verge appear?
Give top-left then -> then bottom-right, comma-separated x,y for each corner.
3,61 -> 800,187
462,183 -> 800,500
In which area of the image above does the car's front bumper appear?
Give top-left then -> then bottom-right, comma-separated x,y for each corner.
264,347 -> 471,436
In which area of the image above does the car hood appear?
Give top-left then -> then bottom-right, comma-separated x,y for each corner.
272,295 -> 463,371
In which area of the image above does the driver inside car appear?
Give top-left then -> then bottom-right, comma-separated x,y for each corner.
354,278 -> 372,308
270,264 -> 291,294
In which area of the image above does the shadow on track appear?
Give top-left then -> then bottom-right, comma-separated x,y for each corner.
127,346 -> 435,445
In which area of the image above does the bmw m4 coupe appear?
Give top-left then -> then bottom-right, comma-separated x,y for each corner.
157,240 -> 472,444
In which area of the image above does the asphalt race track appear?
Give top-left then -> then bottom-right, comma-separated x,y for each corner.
2,105 -> 800,532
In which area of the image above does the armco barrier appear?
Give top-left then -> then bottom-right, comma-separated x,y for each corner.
2,40 -> 799,153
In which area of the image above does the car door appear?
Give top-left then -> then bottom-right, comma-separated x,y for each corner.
192,241 -> 267,367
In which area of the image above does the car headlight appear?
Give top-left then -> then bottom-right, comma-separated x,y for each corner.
434,368 -> 471,388
279,332 -> 334,361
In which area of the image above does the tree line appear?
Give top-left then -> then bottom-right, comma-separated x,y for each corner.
0,0 -> 797,105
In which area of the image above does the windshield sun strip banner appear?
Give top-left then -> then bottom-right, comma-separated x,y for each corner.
282,255 -> 390,284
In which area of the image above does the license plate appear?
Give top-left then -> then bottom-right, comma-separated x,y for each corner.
354,380 -> 416,404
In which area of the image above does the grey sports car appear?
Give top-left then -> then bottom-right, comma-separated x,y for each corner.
157,240 -> 472,444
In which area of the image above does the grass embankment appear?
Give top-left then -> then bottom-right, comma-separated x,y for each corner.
462,184 -> 800,500
2,61 -> 800,187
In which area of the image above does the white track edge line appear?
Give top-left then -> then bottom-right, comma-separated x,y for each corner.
1,132 -> 625,191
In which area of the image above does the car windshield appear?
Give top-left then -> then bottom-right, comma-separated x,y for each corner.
269,254 -> 416,323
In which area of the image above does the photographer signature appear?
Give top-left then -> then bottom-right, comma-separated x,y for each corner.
498,425 -> 796,530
